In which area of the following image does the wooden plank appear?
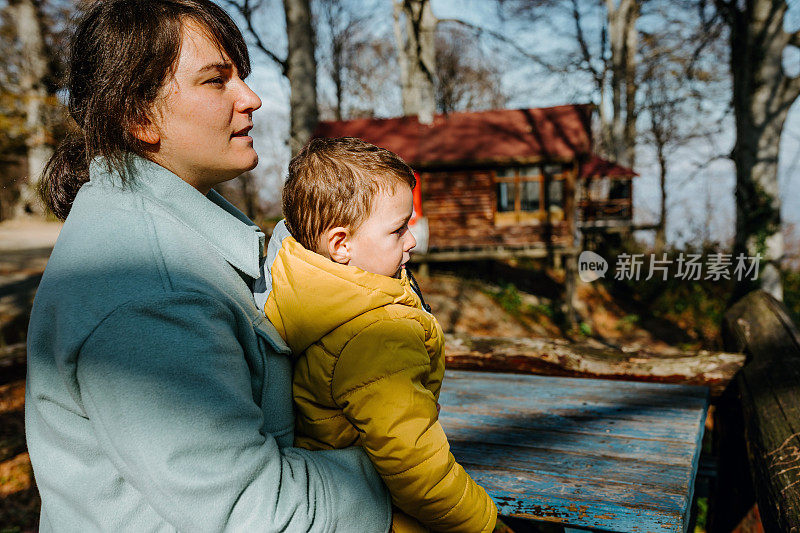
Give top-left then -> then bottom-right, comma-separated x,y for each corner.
443,422 -> 697,466
441,405 -> 704,443
468,464 -> 687,512
442,371 -> 709,417
464,466 -> 687,532
448,440 -> 695,493
444,369 -> 709,400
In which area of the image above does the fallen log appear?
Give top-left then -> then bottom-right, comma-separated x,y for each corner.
445,333 -> 745,398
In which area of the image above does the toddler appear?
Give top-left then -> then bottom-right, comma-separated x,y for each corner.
263,137 -> 497,532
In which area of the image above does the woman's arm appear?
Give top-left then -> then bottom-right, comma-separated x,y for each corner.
75,291 -> 390,532
331,320 -> 497,533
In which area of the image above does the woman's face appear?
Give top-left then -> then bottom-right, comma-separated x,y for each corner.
143,20 -> 262,193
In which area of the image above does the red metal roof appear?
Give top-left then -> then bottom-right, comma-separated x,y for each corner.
579,155 -> 637,179
313,104 -> 594,167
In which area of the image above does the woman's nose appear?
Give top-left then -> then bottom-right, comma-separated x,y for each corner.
236,79 -> 262,113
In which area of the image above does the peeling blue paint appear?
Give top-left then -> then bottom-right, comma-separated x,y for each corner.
439,370 -> 709,533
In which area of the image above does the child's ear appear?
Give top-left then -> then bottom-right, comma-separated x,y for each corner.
325,227 -> 351,264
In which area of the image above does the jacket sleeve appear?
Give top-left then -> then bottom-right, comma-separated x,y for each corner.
331,319 -> 497,533
74,292 -> 391,533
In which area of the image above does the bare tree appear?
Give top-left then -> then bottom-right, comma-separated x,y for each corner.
604,0 -> 638,167
315,0 -> 379,121
556,0 -> 640,167
486,0 -> 640,166
318,0 -> 350,121
7,0 -> 51,215
638,1 -> 729,250
392,0 -> 436,124
343,37 -> 402,118
284,0 -> 317,154
0,0 -> 70,217
225,0 -> 318,155
713,0 -> 799,300
434,25 -> 506,114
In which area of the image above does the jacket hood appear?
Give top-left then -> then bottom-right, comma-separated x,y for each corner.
265,236 -> 423,355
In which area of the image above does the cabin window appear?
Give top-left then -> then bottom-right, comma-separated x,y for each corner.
495,167 -> 516,212
609,179 -> 631,200
497,182 -> 515,212
494,164 -> 567,224
520,179 -> 541,211
548,179 -> 564,207
587,177 -> 610,201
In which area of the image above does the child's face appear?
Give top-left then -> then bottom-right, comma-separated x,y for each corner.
347,186 -> 416,278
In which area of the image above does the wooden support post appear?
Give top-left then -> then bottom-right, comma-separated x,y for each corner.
563,251 -> 577,329
710,291 -> 800,532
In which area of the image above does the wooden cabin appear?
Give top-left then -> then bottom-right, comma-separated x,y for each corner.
314,105 -> 636,261
577,155 -> 636,231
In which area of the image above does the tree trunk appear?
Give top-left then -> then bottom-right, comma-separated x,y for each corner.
284,0 -> 318,155
604,0 -> 638,168
332,39 -> 344,121
724,0 -> 798,302
9,0 -> 50,217
622,0 -> 638,169
392,0 -> 436,124
655,142 -> 667,251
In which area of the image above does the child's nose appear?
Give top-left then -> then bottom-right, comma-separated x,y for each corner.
405,230 -> 417,251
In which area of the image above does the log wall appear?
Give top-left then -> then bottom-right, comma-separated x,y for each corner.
421,166 -> 576,250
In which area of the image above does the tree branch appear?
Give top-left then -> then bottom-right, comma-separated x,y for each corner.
784,73 -> 800,102
568,0 -> 603,89
790,30 -> 800,49
712,0 -> 737,26
222,0 -> 288,76
437,17 -> 553,70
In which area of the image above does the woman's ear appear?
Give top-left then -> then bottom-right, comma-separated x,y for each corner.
324,227 -> 351,264
131,120 -> 160,145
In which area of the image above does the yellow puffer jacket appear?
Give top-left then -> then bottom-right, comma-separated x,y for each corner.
265,237 -> 497,533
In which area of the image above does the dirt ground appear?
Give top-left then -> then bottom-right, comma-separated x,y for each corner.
0,218 -> 60,529
0,218 -> 62,251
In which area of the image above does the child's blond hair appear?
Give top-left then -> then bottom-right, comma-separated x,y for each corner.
283,137 -> 417,251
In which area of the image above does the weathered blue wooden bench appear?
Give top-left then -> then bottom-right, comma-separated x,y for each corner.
439,370 -> 709,533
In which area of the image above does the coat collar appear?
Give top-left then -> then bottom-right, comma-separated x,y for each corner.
88,155 -> 264,279
265,236 -> 423,354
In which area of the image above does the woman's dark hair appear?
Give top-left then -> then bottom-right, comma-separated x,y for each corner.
40,0 -> 251,219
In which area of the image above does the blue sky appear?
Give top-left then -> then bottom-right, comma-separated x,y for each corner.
234,0 -> 800,248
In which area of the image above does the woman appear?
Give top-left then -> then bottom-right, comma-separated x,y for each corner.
25,1 -> 390,530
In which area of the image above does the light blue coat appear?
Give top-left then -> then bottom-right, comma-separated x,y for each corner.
25,155 -> 391,532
